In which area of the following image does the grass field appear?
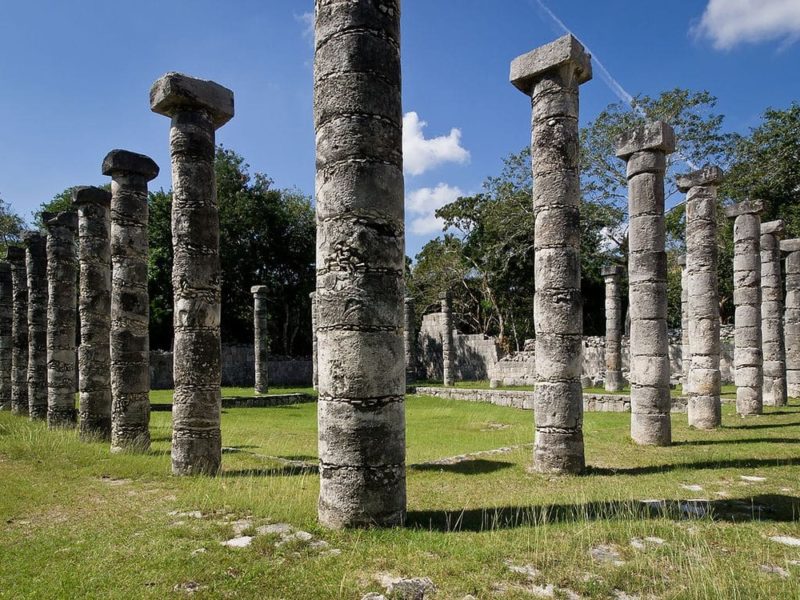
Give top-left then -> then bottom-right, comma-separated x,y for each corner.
2,389 -> 800,599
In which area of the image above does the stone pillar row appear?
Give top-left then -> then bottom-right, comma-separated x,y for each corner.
677,255 -> 690,391
6,247 -> 28,416
0,262 -> 11,411
783,239 -> 800,398
23,231 -> 48,420
440,291 -> 454,387
601,265 -> 624,392
761,220 -> 787,407
252,285 -> 269,395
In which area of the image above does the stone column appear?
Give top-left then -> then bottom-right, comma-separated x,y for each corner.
440,291 -> 454,386
601,265 -> 624,392
314,0 -> 406,527
616,121 -> 675,446
511,34 -> 592,472
0,262 -> 11,411
72,186 -> 112,440
677,255 -> 690,391
251,285 -> 269,394
678,166 -> 724,429
102,150 -> 159,452
23,231 -> 48,420
761,220 -> 787,407
6,247 -> 28,416
45,211 -> 78,428
404,296 -> 416,385
781,239 -> 800,398
725,199 -> 764,416
151,72 -> 234,476
310,291 -> 317,390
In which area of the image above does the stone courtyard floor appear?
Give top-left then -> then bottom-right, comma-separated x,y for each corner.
2,389 -> 800,598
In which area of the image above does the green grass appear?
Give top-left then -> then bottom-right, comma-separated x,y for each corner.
2,390 -> 800,598
148,387 -> 317,405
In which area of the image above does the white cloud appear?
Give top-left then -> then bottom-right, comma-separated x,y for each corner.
296,11 -> 314,44
406,183 -> 464,235
403,112 -> 470,176
694,0 -> 800,50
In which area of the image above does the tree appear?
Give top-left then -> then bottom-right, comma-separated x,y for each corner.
0,197 -> 25,256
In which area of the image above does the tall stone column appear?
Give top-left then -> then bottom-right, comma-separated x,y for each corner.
404,296 -> 416,385
72,186 -> 112,440
440,291 -> 454,386
151,72 -> 234,476
310,291 -> 318,390
725,200 -> 764,416
314,0 -> 406,527
677,255 -> 690,391
23,231 -> 48,420
45,212 -> 78,428
781,239 -> 800,398
0,262 -> 11,411
761,220 -> 787,407
102,150 -> 159,452
251,285 -> 269,394
616,121 -> 675,446
601,265 -> 624,392
6,247 -> 28,416
678,166 -> 724,429
511,34 -> 592,472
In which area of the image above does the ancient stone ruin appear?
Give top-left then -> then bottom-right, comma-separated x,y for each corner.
760,220 -> 787,407
23,231 -> 48,420
601,265 -> 624,392
440,291 -> 454,387
5,246 -> 28,416
404,295 -> 417,385
0,262 -> 11,411
251,285 -> 269,394
677,255 -> 690,390
782,238 -> 800,398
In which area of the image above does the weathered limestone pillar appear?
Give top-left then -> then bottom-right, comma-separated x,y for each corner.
0,262 -> 11,411
725,200 -> 764,416
781,239 -> 800,398
440,291 -> 454,386
45,212 -> 78,428
601,265 -> 624,392
73,186 -> 112,440
310,291 -> 318,390
678,166 -> 724,429
761,220 -> 787,407
677,255 -> 690,391
314,0 -> 406,527
251,286 -> 269,394
151,72 -> 233,475
6,247 -> 28,416
404,296 -> 416,385
102,150 -> 159,452
616,121 -> 675,446
511,34 -> 591,472
23,231 -> 48,420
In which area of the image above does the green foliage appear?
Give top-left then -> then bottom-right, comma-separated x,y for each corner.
0,196 -> 25,256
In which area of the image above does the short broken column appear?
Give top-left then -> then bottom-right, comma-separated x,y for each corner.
151,72 -> 234,475
404,296 -> 417,385
73,186 -> 112,440
616,121 -> 675,446
102,150 -> 159,452
677,255 -> 690,391
782,239 -> 800,398
440,291 -> 454,386
602,265 -> 624,392
725,199 -> 764,416
6,247 -> 28,416
0,262 -> 12,411
45,211 -> 78,428
678,166 -> 724,429
310,291 -> 317,390
23,231 -> 48,420
511,34 -> 592,472
761,220 -> 787,407
251,286 -> 269,395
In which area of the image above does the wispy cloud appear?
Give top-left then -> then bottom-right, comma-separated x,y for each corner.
403,112 -> 470,177
295,11 -> 314,45
406,183 -> 464,235
692,0 -> 800,50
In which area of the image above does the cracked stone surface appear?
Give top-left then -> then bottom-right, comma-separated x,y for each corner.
0,262 -> 11,411
589,544 -> 625,566
761,220 -> 787,406
251,285 -> 269,394
5,246 -> 28,416
404,296 -> 417,384
781,239 -> 800,397
22,232 -> 47,420
440,291 -> 454,386
602,265 -> 624,392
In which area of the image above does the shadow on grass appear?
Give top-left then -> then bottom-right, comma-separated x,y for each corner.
223,465 -> 317,477
673,437 -> 800,446
586,457 -> 800,476
406,494 -> 800,532
409,459 -> 514,475
725,421 -> 800,430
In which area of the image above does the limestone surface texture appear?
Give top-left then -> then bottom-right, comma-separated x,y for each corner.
23,231 -> 48,420
103,149 -> 159,452
251,285 -> 269,394
73,186 -> 112,440
0,262 -> 12,411
678,165 -> 724,428
601,265 -> 624,392
404,296 -> 417,385
6,247 -> 28,416
314,0 -> 406,527
616,121 -> 675,446
677,255 -> 690,390
45,212 -> 78,428
151,73 -> 233,475
310,292 -> 318,390
511,34 -> 592,473
760,220 -> 787,406
440,292 -> 454,386
725,199 -> 764,415
782,238 -> 800,398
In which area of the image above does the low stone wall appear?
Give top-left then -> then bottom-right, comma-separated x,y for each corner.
418,312 -> 499,380
150,392 -> 315,411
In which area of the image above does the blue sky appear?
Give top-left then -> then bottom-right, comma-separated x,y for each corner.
0,0 -> 798,258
